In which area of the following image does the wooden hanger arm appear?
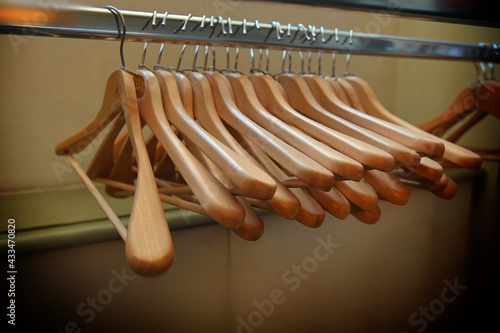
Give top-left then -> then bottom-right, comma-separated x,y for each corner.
248,73 -> 366,181
363,169 -> 410,206
156,70 -> 277,201
280,73 -> 426,168
55,70 -> 125,155
344,76 -> 483,170
343,75 -> 447,157
350,204 -> 381,224
234,130 -> 303,220
445,109 -> 488,143
86,113 -> 126,180
277,73 -> 405,171
251,73 -> 394,173
305,74 -> 438,162
186,71 -> 301,220
202,71 -> 335,191
228,72 -> 359,180
308,186 -> 351,219
334,180 -> 379,211
417,87 -> 476,136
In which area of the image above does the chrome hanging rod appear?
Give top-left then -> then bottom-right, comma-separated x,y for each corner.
0,4 -> 498,63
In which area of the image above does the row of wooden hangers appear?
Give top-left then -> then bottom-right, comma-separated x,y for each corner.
54,11 -> 490,276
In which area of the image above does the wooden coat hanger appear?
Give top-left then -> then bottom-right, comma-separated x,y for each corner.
200,70 -> 335,191
277,72 -> 435,171
60,69 -> 174,276
182,69 -> 302,220
250,70 -> 407,206
419,80 -> 500,162
226,71 -> 363,182
54,7 -> 177,275
137,69 -> 248,230
303,74 -> 441,165
342,75 -> 483,170
154,69 -> 277,201
247,71 -> 364,181
248,72 -> 394,173
172,69 -> 265,241
418,78 -> 500,135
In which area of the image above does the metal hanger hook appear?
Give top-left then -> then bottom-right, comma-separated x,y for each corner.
139,42 -> 150,70
106,6 -> 138,77
176,44 -> 188,71
281,49 -> 292,73
330,52 -> 337,78
345,53 -> 352,76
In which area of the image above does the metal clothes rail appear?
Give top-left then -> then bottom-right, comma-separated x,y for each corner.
0,4 -> 499,63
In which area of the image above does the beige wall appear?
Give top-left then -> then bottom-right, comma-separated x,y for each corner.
2,0 -> 500,332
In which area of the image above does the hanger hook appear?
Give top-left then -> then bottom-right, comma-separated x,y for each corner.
297,24 -> 310,41
317,51 -> 323,76
153,13 -> 169,70
175,44 -> 187,71
345,53 -> 352,76
264,48 -> 270,73
330,52 -> 337,78
250,48 -> 255,70
234,47 -> 240,72
281,50 -> 292,73
106,6 -> 138,77
106,6 -> 126,69
216,16 -> 227,35
139,42 -> 149,70
298,51 -> 304,74
258,49 -> 263,71
242,19 -> 247,34
203,45 -> 217,71
272,21 -> 283,40
227,17 -> 233,35
192,44 -> 200,70
175,13 -> 192,33
308,25 -> 317,42
155,43 -> 165,70
307,51 -> 312,74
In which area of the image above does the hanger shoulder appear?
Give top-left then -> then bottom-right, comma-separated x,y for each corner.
248,72 -> 366,181
477,81 -> 500,118
277,73 -> 396,171
202,71 -> 335,191
325,77 -> 352,105
417,87 -> 476,135
336,77 -> 365,111
183,70 -> 302,220
86,113 -> 126,180
305,75 -> 441,162
343,76 -> 482,169
231,72 -> 364,180
157,70 -> 277,200
55,70 -> 124,155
